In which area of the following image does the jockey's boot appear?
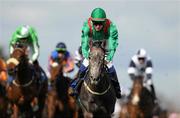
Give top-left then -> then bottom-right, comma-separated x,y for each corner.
33,60 -> 47,83
150,84 -> 158,104
69,64 -> 87,97
109,66 -> 121,99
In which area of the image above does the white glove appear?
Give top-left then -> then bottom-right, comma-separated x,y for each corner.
51,62 -> 59,67
29,60 -> 33,64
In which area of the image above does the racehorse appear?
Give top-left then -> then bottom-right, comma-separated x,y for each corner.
79,42 -> 116,118
43,55 -> 78,118
6,48 -> 47,118
0,58 -> 8,117
120,76 -> 155,118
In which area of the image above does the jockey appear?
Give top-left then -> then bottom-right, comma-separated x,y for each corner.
70,8 -> 121,99
9,25 -> 47,82
0,58 -> 8,83
48,42 -> 74,75
127,48 -> 157,102
74,46 -> 84,68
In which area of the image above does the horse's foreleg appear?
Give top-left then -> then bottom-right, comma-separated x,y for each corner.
12,104 -> 18,118
31,97 -> 39,112
119,105 -> 129,118
73,111 -> 79,118
47,93 -> 56,118
139,111 -> 144,118
83,111 -> 93,118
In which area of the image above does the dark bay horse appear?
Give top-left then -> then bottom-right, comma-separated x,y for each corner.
120,76 -> 155,118
6,48 -> 47,118
43,57 -> 78,118
79,45 -> 116,118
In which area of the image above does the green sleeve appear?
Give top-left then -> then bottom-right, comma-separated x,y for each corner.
9,27 -> 21,46
10,33 -> 18,45
9,27 -> 21,53
29,27 -> 40,61
106,22 -> 118,61
81,20 -> 90,59
29,27 -> 39,47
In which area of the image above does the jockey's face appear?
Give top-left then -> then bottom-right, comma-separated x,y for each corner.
57,50 -> 65,60
20,38 -> 28,43
93,21 -> 104,31
138,57 -> 145,64
16,38 -> 28,49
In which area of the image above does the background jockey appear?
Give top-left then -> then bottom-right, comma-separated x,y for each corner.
48,42 -> 74,76
70,7 -> 121,99
9,25 -> 47,82
127,48 -> 157,103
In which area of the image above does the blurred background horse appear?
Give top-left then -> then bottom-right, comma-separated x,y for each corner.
120,76 -> 155,118
6,47 -> 47,118
43,55 -> 78,118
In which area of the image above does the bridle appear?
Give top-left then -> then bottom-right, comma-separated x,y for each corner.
12,74 -> 35,87
84,45 -> 111,96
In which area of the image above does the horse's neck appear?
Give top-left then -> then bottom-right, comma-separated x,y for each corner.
16,63 -> 33,84
55,75 -> 70,100
130,79 -> 143,99
51,64 -> 63,79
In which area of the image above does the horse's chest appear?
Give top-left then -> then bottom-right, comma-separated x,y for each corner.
7,84 -> 37,102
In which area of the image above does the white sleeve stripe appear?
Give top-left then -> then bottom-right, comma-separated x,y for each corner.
82,58 -> 89,67
146,67 -> 153,74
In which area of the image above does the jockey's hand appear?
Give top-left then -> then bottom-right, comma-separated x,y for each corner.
146,74 -> 152,79
104,60 -> 110,65
51,62 -> 59,68
154,98 -> 159,105
29,60 -> 33,64
129,74 -> 135,80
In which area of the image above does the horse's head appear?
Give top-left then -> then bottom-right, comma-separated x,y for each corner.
50,54 -> 65,81
131,76 -> 144,105
6,48 -> 28,75
89,46 -> 105,84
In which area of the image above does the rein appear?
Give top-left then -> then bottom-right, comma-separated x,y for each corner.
83,81 -> 111,95
12,74 -> 35,87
